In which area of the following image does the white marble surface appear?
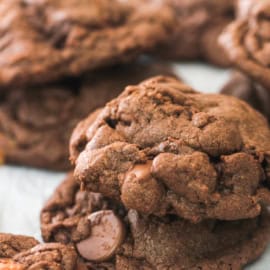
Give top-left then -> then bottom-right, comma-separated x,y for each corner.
0,63 -> 268,269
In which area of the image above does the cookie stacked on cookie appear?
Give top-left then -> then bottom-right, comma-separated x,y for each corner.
219,0 -> 270,122
40,76 -> 270,269
2,1 -> 270,269
156,0 -> 235,67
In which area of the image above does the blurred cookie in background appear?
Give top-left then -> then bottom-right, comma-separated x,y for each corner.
156,0 -> 235,67
0,0 -> 175,88
220,0 -> 270,122
219,0 -> 270,89
0,60 -> 177,171
221,72 -> 270,122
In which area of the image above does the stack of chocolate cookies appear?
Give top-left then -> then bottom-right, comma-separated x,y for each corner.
38,76 -> 270,269
2,0 -> 270,269
2,75 -> 270,269
157,0 -> 235,67
219,0 -> 270,122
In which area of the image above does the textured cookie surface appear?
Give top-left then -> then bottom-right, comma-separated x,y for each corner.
0,0 -> 174,88
157,0 -> 234,66
41,173 -> 125,244
221,72 -> 270,122
0,61 -> 175,170
41,173 -> 123,269
71,76 -> 270,222
41,174 -> 270,269
13,243 -> 78,270
0,234 -> 38,258
118,209 -> 270,270
220,0 -> 270,89
0,233 -> 80,269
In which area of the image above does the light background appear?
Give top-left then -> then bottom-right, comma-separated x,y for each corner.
0,63 -> 269,269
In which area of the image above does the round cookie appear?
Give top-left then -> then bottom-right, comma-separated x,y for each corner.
156,0 -> 234,66
0,233 -> 82,270
221,72 -> 270,122
219,0 -> 270,89
41,174 -> 270,269
0,61 -> 176,170
71,76 -> 270,223
0,0 -> 175,88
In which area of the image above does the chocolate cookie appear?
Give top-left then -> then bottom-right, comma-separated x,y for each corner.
0,233 -> 82,269
157,0 -> 234,66
0,61 -> 176,170
41,173 -> 123,269
71,76 -> 270,223
219,0 -> 270,89
120,210 -> 270,270
0,234 -> 38,258
41,174 -> 270,269
0,0 -> 174,88
221,72 -> 270,122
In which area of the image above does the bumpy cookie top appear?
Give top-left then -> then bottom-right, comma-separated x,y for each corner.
220,0 -> 270,89
0,233 -> 80,270
156,0 -> 234,66
221,71 -> 270,121
0,0 -> 174,88
71,76 -> 270,223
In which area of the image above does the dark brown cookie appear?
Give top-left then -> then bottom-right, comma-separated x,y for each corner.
220,0 -> 270,89
71,76 -> 270,223
221,72 -> 270,121
156,0 -> 234,66
41,174 -> 270,269
0,0 -> 174,88
0,61 -> 176,170
119,210 -> 270,270
0,233 -> 82,269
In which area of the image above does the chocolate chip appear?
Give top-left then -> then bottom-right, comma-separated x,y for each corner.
76,210 -> 125,262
